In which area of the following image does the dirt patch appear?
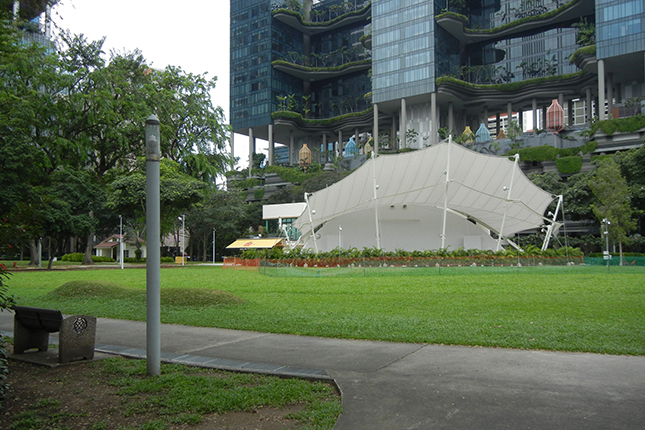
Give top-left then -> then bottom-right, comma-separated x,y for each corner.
3,360 -> 308,429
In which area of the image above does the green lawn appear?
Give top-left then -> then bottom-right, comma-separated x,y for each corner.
5,265 -> 645,355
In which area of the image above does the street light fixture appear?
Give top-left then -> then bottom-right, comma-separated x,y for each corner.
178,215 -> 185,266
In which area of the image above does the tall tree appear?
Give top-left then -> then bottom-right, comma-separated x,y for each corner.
590,157 -> 636,264
147,66 -> 234,178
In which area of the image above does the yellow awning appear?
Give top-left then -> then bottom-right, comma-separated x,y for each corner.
226,238 -> 283,249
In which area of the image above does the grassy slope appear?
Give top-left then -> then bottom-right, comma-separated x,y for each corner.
6,266 -> 645,355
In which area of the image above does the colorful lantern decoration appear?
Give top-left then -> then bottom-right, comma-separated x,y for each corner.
344,137 -> 358,157
546,99 -> 565,133
497,129 -> 507,140
299,144 -> 311,170
461,126 -> 475,144
475,123 -> 491,143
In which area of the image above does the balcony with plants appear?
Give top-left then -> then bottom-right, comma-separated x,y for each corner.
271,0 -> 371,36
435,0 -> 592,45
272,45 -> 370,81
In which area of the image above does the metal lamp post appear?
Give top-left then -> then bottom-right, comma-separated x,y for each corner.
178,215 -> 185,265
338,225 -> 342,263
145,114 -> 161,376
212,228 -> 216,264
603,218 -> 611,272
119,215 -> 124,270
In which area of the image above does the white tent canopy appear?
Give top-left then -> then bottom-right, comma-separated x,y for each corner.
292,139 -> 557,253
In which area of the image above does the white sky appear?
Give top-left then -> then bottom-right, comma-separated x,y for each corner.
52,0 -> 261,170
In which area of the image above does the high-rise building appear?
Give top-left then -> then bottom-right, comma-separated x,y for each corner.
230,0 -> 645,168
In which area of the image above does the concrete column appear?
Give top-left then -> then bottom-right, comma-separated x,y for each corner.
373,103 -> 379,156
586,87 -> 593,125
391,116 -> 397,150
400,98 -> 407,148
482,106 -> 489,128
303,0 -> 312,22
322,133 -> 327,162
607,73 -> 614,118
248,128 -> 254,177
496,113 -> 500,136
568,99 -> 574,126
268,124 -> 274,166
230,132 -> 235,160
518,110 -> 523,132
448,102 -> 454,136
45,4 -> 52,38
289,132 -> 294,166
338,130 -> 343,155
507,102 -> 513,130
598,59 -> 606,120
532,98 -> 538,132
431,92 -> 437,146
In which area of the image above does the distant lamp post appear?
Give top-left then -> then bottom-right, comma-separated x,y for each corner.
177,215 -> 185,265
212,228 -> 216,265
603,218 -> 611,271
338,225 -> 342,262
119,215 -> 124,270
299,144 -> 311,171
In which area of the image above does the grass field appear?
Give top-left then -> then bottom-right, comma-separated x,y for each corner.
4,265 -> 644,356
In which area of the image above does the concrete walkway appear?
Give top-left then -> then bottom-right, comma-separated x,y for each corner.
1,312 -> 644,429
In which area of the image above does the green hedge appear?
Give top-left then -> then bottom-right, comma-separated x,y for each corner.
61,253 -> 115,263
506,141 -> 597,162
272,107 -> 373,126
569,44 -> 596,64
555,156 -> 583,174
589,115 -> 645,136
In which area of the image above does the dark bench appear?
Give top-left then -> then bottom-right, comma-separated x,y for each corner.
13,306 -> 97,363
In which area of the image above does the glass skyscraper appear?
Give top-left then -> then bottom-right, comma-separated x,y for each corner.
230,0 -> 645,166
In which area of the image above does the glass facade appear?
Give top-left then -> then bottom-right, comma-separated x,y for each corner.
372,0 -> 434,104
596,0 -> 645,59
231,0 -> 372,130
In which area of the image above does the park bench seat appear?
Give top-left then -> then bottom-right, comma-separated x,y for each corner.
13,305 -> 97,363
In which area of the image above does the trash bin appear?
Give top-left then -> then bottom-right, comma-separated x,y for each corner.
175,256 -> 186,264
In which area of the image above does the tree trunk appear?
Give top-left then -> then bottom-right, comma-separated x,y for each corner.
28,239 -> 39,266
619,241 -> 624,266
83,231 -> 94,265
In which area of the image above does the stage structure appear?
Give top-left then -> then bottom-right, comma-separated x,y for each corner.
291,138 -> 561,253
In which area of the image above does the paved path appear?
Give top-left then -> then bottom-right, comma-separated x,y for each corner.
1,313 -> 643,429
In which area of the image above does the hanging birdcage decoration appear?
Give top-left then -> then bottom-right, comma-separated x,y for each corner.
546,99 -> 565,134
475,123 -> 491,143
299,144 -> 311,170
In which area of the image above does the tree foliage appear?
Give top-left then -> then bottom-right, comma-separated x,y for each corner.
589,157 -> 636,261
1,18 -> 233,260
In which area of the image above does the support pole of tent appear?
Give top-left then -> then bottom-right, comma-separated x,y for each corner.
496,153 -> 520,251
440,136 -> 452,250
372,155 -> 381,249
541,195 -> 563,251
304,193 -> 318,253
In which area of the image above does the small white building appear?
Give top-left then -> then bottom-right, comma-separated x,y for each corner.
94,234 -> 146,261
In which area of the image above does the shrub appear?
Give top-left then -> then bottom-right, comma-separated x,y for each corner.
556,156 -> 583,174
0,262 -> 15,409
61,253 -> 115,263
